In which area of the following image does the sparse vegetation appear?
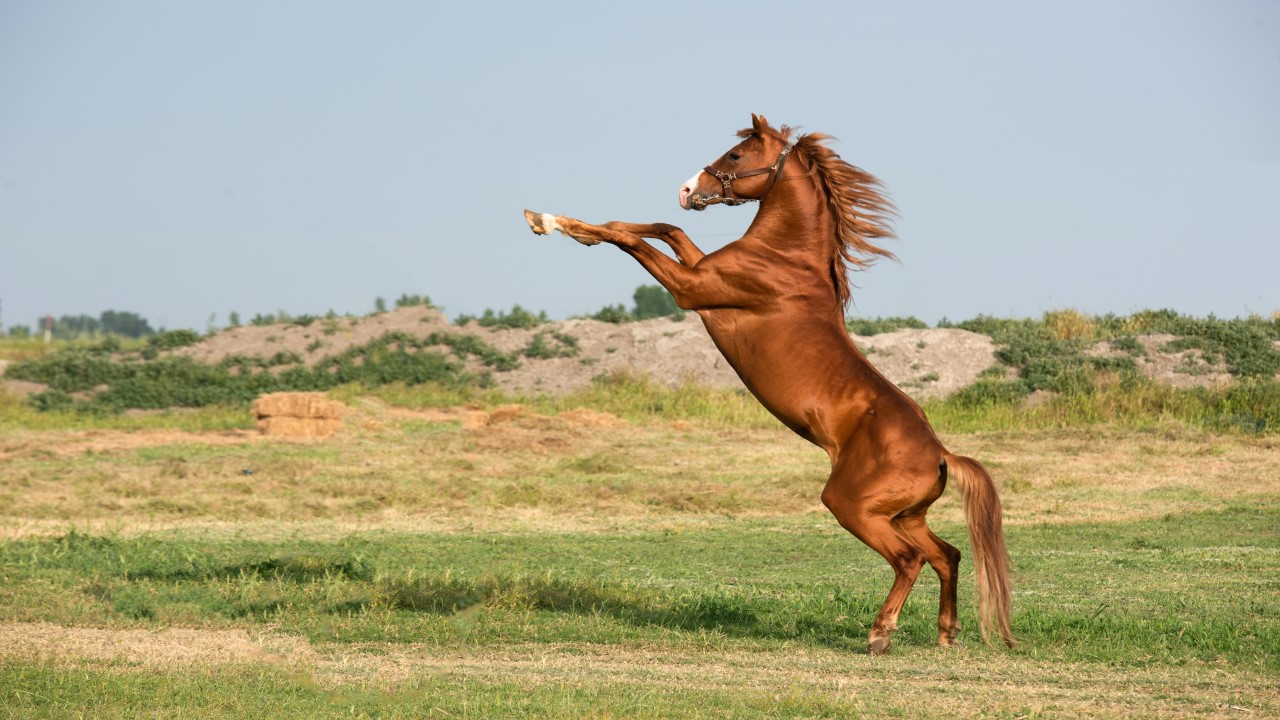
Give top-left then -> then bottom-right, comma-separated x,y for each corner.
395,293 -> 435,309
455,304 -> 549,329
845,315 -> 928,336
523,330 -> 579,359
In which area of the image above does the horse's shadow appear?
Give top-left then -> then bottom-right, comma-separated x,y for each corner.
366,574 -> 928,651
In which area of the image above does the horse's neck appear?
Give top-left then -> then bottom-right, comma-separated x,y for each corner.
746,167 -> 835,263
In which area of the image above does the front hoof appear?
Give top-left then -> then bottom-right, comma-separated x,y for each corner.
868,633 -> 892,656
523,209 -> 557,235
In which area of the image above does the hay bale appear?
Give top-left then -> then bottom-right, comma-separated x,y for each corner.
252,392 -> 342,419
256,416 -> 343,438
252,392 -> 345,437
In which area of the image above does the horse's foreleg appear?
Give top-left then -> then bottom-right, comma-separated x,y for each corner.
600,221 -> 705,265
524,212 -> 704,265
524,210 -> 754,310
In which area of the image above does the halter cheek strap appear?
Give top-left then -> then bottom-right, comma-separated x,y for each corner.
698,145 -> 793,208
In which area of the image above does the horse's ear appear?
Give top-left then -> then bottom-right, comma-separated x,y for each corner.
751,114 -> 766,131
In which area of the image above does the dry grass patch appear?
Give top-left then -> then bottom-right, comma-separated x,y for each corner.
0,622 -> 319,670
2,414 -> 1277,538
943,427 -> 1280,525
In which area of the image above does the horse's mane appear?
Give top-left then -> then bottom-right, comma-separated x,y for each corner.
742,122 -> 898,309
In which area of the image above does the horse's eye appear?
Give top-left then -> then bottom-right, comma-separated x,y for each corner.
728,152 -> 742,161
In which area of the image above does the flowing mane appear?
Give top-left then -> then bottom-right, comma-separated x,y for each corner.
743,123 -> 898,309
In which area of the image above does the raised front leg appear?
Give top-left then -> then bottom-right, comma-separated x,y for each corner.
601,221 -> 705,265
523,210 -> 760,311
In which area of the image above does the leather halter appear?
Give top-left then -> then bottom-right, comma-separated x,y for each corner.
695,145 -> 793,209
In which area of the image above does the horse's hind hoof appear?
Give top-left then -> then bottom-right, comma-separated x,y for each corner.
523,209 -> 557,235
868,634 -> 892,656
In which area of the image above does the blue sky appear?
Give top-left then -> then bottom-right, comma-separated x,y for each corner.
1,1 -> 1277,331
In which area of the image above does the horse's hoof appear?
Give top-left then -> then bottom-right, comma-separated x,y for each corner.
524,209 -> 557,235
868,634 -> 892,656
938,637 -> 965,650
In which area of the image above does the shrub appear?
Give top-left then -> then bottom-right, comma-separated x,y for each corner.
475,305 -> 548,329
148,329 -> 201,350
395,294 -> 435,309
845,316 -> 928,336
590,304 -> 633,324
524,331 -> 579,359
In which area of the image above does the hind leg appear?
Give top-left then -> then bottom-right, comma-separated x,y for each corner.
897,515 -> 963,647
821,479 -> 927,655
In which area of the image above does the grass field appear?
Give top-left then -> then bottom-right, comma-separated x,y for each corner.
1,390 -> 1278,718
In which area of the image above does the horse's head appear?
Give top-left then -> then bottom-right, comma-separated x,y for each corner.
679,114 -> 794,211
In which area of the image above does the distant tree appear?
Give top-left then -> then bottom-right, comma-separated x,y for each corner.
228,311 -> 241,327
396,293 -> 434,309
374,297 -> 388,313
51,314 -> 102,339
8,325 -> 31,339
100,310 -> 155,338
632,285 -> 681,320
590,304 -> 632,324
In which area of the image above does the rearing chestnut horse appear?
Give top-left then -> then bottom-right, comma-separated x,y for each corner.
524,114 -> 1013,654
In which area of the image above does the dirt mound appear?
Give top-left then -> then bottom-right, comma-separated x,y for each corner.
175,306 -> 998,401
175,307 -> 455,366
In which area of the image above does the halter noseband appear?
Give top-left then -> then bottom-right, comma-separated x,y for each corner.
694,145 -> 793,209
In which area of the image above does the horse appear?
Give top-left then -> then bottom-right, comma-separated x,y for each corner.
523,114 -> 1013,654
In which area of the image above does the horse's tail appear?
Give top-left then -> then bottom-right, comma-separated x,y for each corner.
944,452 -> 1015,648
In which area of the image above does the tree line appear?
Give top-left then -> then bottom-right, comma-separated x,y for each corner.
4,310 -> 156,340
1,287 -> 685,341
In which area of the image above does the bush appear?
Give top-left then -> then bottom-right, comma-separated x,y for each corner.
845,316 -> 928,336
590,304 -> 633,324
524,331 -> 579,359
395,294 -> 435,309
470,305 -> 548,329
148,329 -> 201,350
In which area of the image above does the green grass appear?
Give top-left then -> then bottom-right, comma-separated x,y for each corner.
0,391 -> 253,432
2,506 -> 1277,716
2,510 -> 1276,664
